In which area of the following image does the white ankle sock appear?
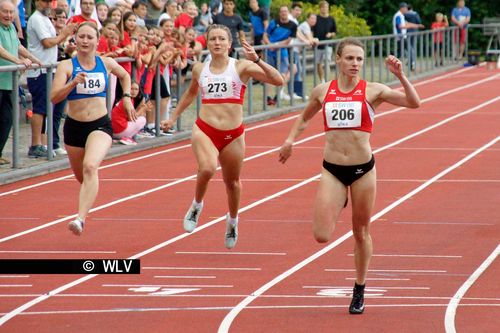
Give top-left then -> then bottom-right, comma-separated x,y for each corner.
228,215 -> 238,226
192,199 -> 203,209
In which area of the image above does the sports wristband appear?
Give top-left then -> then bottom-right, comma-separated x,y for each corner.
123,93 -> 132,98
253,57 -> 261,64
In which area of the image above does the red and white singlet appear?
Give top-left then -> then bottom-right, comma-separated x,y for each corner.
198,57 -> 246,105
322,79 -> 375,133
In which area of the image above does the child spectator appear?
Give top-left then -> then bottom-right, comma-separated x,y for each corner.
112,81 -> 150,144
432,12 -> 449,66
96,2 -> 109,24
174,1 -> 198,35
158,0 -> 178,24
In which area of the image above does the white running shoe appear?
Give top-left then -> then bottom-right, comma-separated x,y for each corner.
183,203 -> 203,233
292,93 -> 302,100
224,214 -> 238,249
54,147 -> 67,155
279,90 -> 291,101
68,218 -> 84,236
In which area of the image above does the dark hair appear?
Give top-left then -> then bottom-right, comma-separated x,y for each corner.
291,2 -> 302,9
336,38 -> 364,56
131,81 -> 144,108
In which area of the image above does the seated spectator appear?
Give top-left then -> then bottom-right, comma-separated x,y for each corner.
112,81 -> 150,144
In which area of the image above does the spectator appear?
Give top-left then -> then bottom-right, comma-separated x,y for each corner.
67,0 -> 98,26
57,0 -> 70,16
288,2 -> 304,99
96,18 -> 118,56
263,5 -> 297,105
431,12 -> 448,66
52,8 -> 76,61
132,1 -> 148,27
26,0 -> 75,158
144,0 -> 165,26
257,0 -> 270,18
195,2 -> 212,33
451,0 -> 471,60
174,0 -> 198,35
157,0 -> 178,24
213,0 -> 245,57
112,81 -> 149,144
404,4 -> 424,71
312,0 -> 336,83
296,13 -> 319,98
392,2 -> 422,61
16,0 -> 27,47
107,6 -> 122,26
0,0 -> 41,165
96,2 -> 109,24
123,10 -> 138,37
248,0 -> 267,49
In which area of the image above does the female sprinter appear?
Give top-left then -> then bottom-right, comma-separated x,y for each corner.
51,22 -> 135,236
161,24 -> 283,249
278,38 -> 421,314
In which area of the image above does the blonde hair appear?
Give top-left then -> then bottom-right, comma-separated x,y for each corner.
76,21 -> 100,39
336,38 -> 364,57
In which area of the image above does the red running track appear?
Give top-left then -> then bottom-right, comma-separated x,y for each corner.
0,66 -> 499,332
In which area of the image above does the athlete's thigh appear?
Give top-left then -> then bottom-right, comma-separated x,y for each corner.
313,169 -> 348,234
83,131 -> 112,167
191,125 -> 219,170
350,167 -> 377,227
219,134 -> 245,182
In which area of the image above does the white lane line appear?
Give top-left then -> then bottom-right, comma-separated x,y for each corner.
394,222 -> 494,226
326,269 -> 447,273
0,68 -> 493,198
217,137 -> 500,333
303,286 -> 430,290
345,277 -> 410,281
0,276 -> 29,278
348,254 -> 462,258
0,107 -> 497,326
4,303 -> 500,317
175,252 -> 286,256
154,276 -> 216,279
143,267 -> 261,271
102,284 -> 233,288
0,285 -> 32,288
0,251 -> 116,254
2,84 -> 499,245
444,244 -> 500,333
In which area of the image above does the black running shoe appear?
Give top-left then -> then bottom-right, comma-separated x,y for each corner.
349,288 -> 365,314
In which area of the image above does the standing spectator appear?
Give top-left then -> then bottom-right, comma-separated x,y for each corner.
257,0 -> 269,18
213,0 -> 245,57
144,0 -> 165,26
57,0 -> 70,16
96,2 -> 109,25
132,0 -> 148,27
26,0 -> 75,158
52,8 -> 76,61
195,2 -> 212,34
0,0 -> 41,165
451,0 -> 471,60
16,0 -> 27,47
107,6 -> 122,26
248,0 -> 267,48
312,0 -> 336,83
392,3 -> 422,62
404,4 -> 424,71
288,2 -> 304,99
296,13 -> 319,98
174,1 -> 198,35
263,5 -> 297,105
67,0 -> 98,26
157,0 -> 177,24
431,12 -> 448,66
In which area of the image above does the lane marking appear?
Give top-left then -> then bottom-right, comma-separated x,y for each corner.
348,254 -> 462,258
154,276 -> 216,279
444,244 -> 500,333
0,285 -> 32,288
1,69 -> 495,198
394,222 -> 494,226
143,267 -> 261,271
0,250 -> 116,254
325,269 -> 447,273
345,278 -> 410,281
3,303 -> 500,317
102,284 -> 233,288
217,137 -> 500,332
0,105 -> 498,325
303,286 -> 430,290
0,276 -> 29,279
175,252 -> 286,256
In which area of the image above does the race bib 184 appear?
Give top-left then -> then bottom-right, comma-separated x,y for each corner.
324,101 -> 362,128
76,72 -> 106,95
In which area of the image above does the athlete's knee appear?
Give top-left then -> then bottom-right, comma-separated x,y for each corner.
224,178 -> 241,192
82,161 -> 99,178
352,224 -> 371,244
198,165 -> 216,180
313,224 -> 332,243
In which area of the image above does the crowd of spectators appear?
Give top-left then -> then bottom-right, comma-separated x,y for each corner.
0,0 -> 470,163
